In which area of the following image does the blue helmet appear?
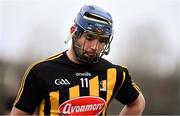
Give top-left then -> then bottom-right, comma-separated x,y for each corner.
74,5 -> 113,37
72,5 -> 113,63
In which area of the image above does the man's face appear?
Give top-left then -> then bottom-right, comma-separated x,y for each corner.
75,32 -> 109,60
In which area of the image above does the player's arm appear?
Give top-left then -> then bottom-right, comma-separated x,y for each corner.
120,92 -> 145,115
115,66 -> 145,115
10,107 -> 31,115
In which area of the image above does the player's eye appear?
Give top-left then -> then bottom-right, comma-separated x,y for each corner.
98,38 -> 107,43
85,34 -> 95,41
84,33 -> 109,43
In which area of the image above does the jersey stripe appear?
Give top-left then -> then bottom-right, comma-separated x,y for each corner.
120,71 -> 126,90
13,63 -> 36,106
111,71 -> 126,100
49,91 -> 59,115
39,99 -> 45,116
106,68 -> 117,103
69,85 -> 80,99
102,68 -> 117,115
132,82 -> 141,93
89,76 -> 99,96
99,76 -> 107,115
47,53 -> 63,61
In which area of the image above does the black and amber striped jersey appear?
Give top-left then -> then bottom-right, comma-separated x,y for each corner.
13,51 -> 140,115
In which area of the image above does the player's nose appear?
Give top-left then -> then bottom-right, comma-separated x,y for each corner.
90,39 -> 99,51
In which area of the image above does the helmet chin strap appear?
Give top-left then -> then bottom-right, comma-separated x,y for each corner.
64,27 -> 77,44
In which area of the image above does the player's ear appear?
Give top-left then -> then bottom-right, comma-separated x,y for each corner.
70,26 -> 76,34
64,26 -> 77,44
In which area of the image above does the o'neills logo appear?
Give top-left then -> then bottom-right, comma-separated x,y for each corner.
59,96 -> 106,115
75,72 -> 91,76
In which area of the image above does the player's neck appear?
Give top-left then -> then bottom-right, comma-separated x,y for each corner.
66,47 -> 81,64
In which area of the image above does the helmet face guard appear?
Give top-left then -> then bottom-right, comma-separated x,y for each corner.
73,5 -> 113,64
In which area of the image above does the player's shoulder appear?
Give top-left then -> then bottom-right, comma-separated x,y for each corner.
118,65 -> 129,71
101,59 -> 130,72
99,58 -> 128,69
99,58 -> 115,68
27,51 -> 65,72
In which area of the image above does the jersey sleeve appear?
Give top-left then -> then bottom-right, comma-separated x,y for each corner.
115,66 -> 140,105
13,64 -> 43,114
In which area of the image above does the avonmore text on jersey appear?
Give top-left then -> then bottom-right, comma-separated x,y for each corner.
61,103 -> 105,114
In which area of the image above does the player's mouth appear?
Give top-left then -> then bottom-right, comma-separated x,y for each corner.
85,52 -> 97,58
